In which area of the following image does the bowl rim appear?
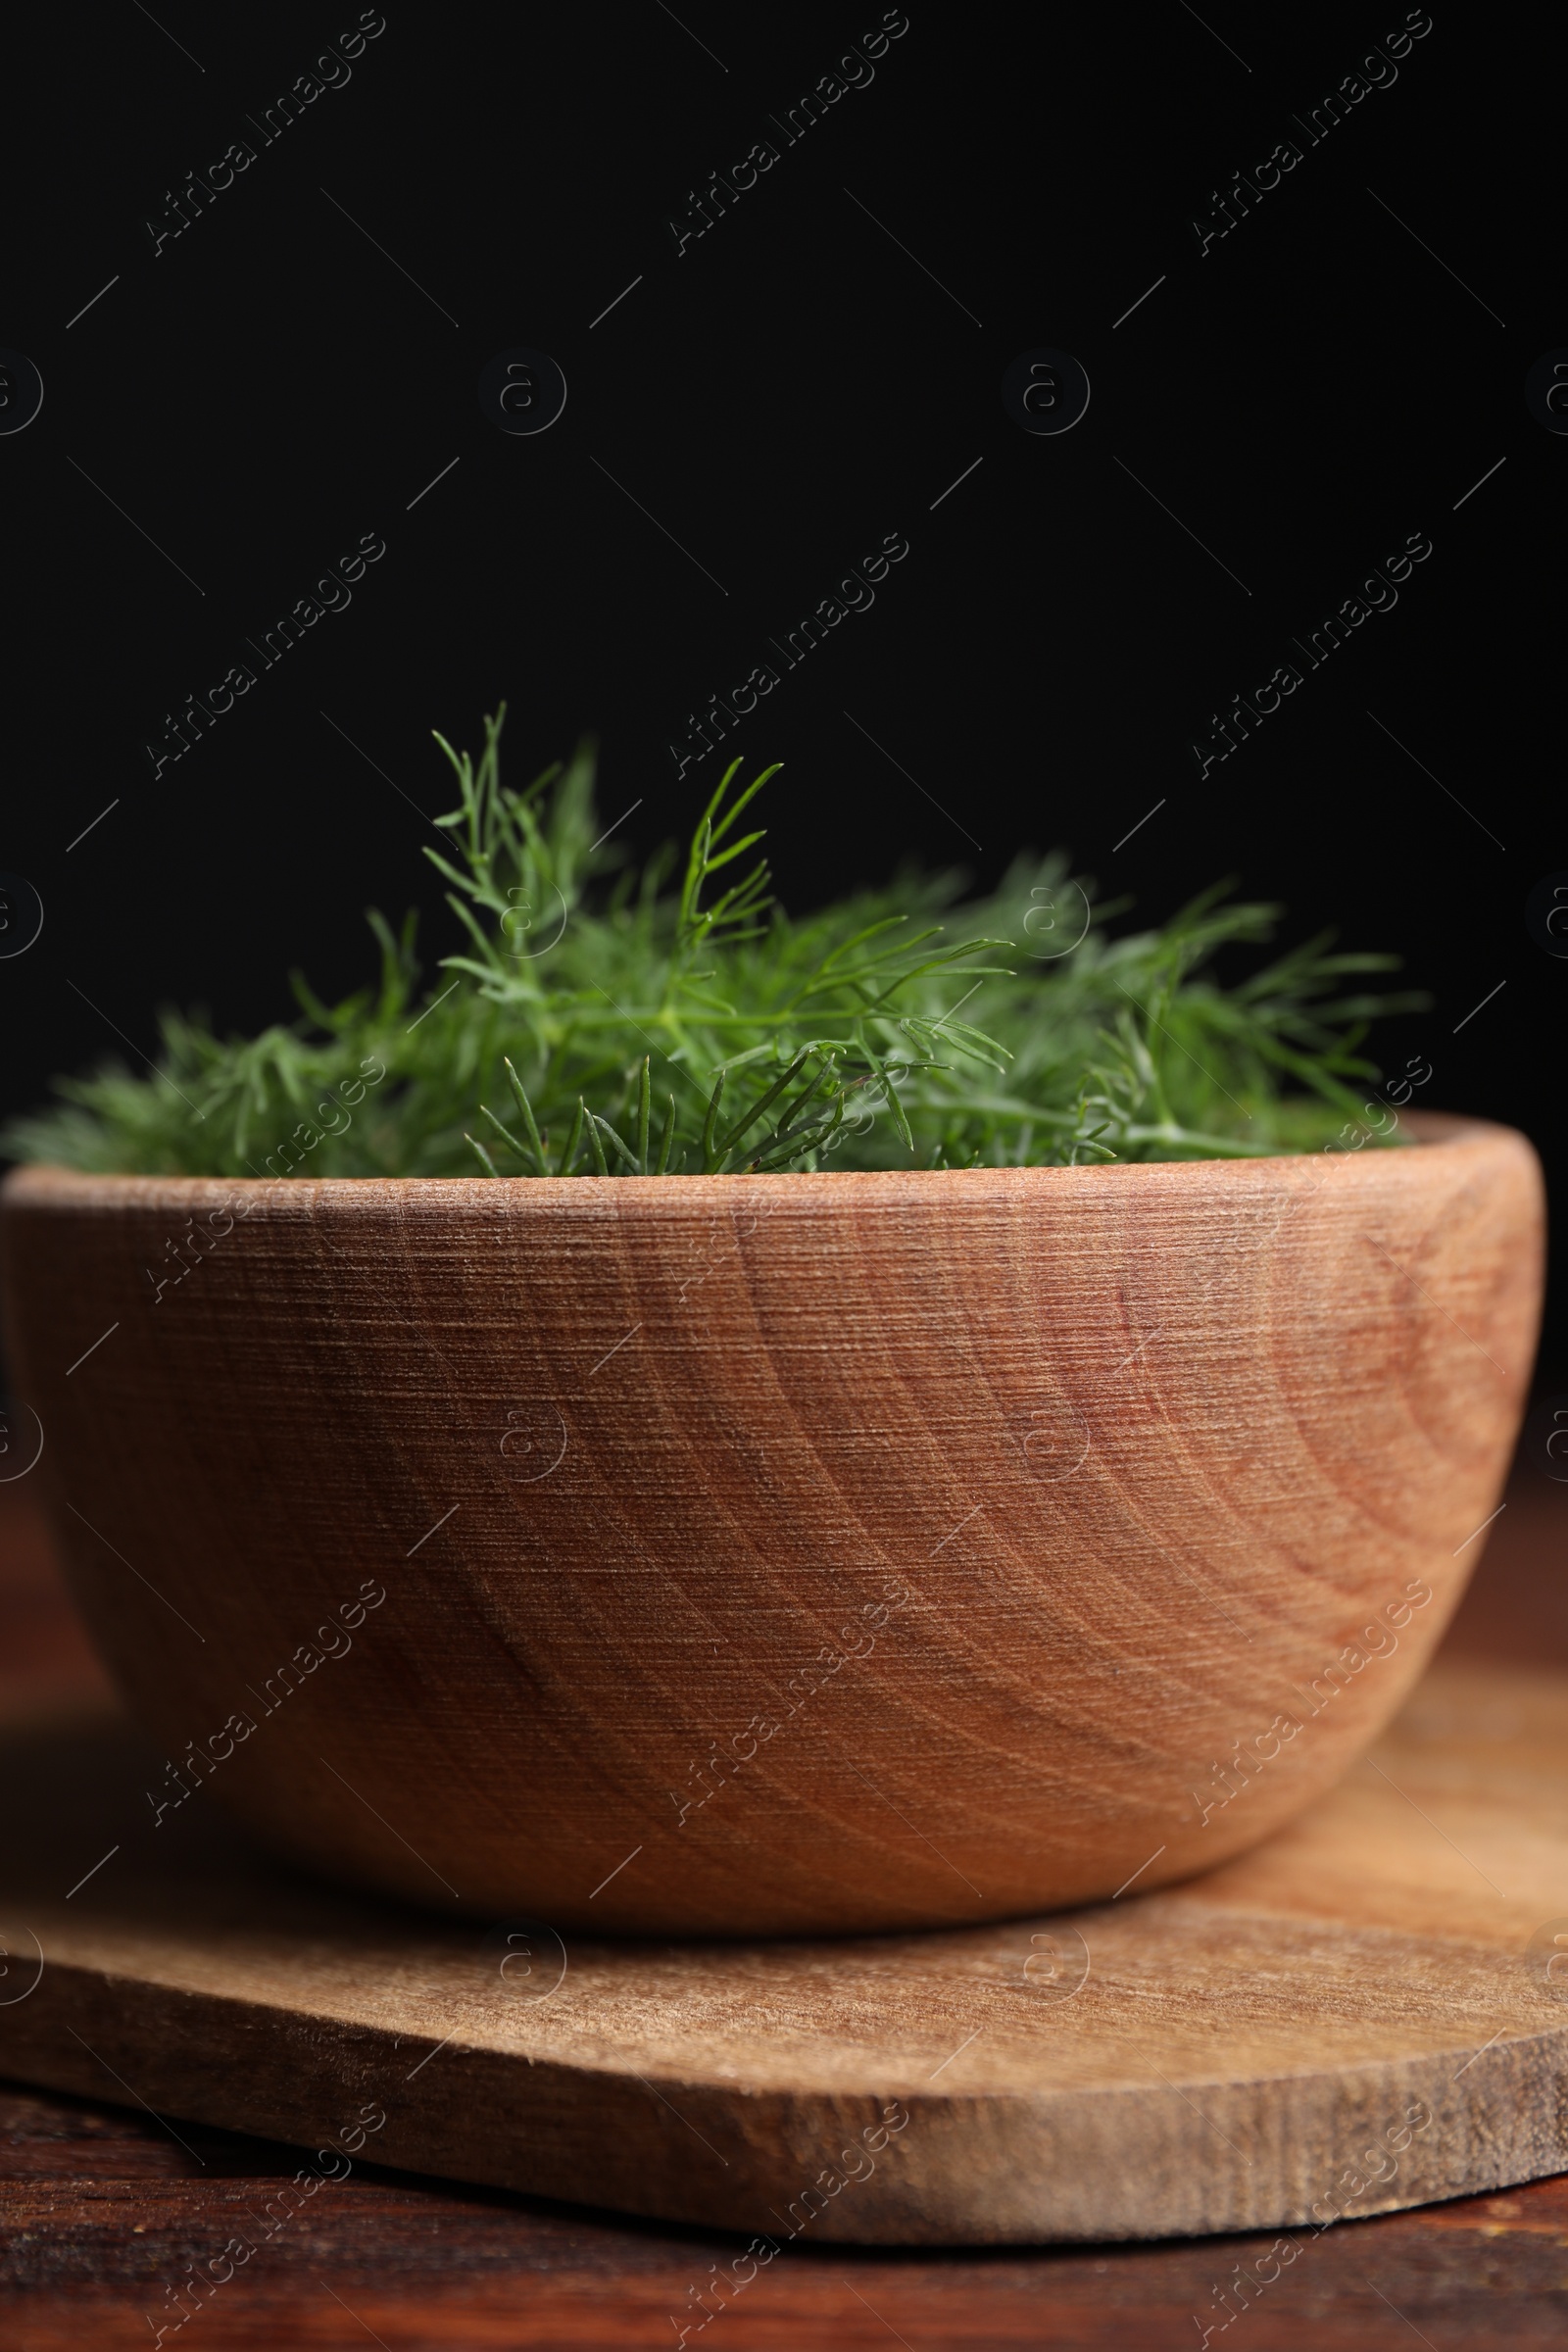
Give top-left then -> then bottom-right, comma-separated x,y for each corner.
0,1111 -> 1530,1217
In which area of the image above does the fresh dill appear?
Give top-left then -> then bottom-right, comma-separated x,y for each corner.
4,707 -> 1425,1179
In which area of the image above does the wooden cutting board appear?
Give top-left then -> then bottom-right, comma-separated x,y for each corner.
2,1652 -> 1566,2246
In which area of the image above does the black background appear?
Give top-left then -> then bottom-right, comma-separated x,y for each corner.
3,4 -> 1560,1378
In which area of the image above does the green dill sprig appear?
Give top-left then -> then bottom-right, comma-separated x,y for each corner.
3,707 -> 1425,1178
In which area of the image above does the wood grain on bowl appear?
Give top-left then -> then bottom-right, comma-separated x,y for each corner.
0,1114 -> 1543,1935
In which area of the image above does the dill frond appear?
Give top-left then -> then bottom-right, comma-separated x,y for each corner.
3,709 -> 1426,1178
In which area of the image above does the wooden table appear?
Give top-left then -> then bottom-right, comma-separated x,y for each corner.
3,1476 -> 1566,2348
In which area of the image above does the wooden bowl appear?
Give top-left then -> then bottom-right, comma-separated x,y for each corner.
0,1115 -> 1542,1936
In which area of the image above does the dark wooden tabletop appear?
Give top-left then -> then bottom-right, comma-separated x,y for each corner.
3,1471 -> 1566,2350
